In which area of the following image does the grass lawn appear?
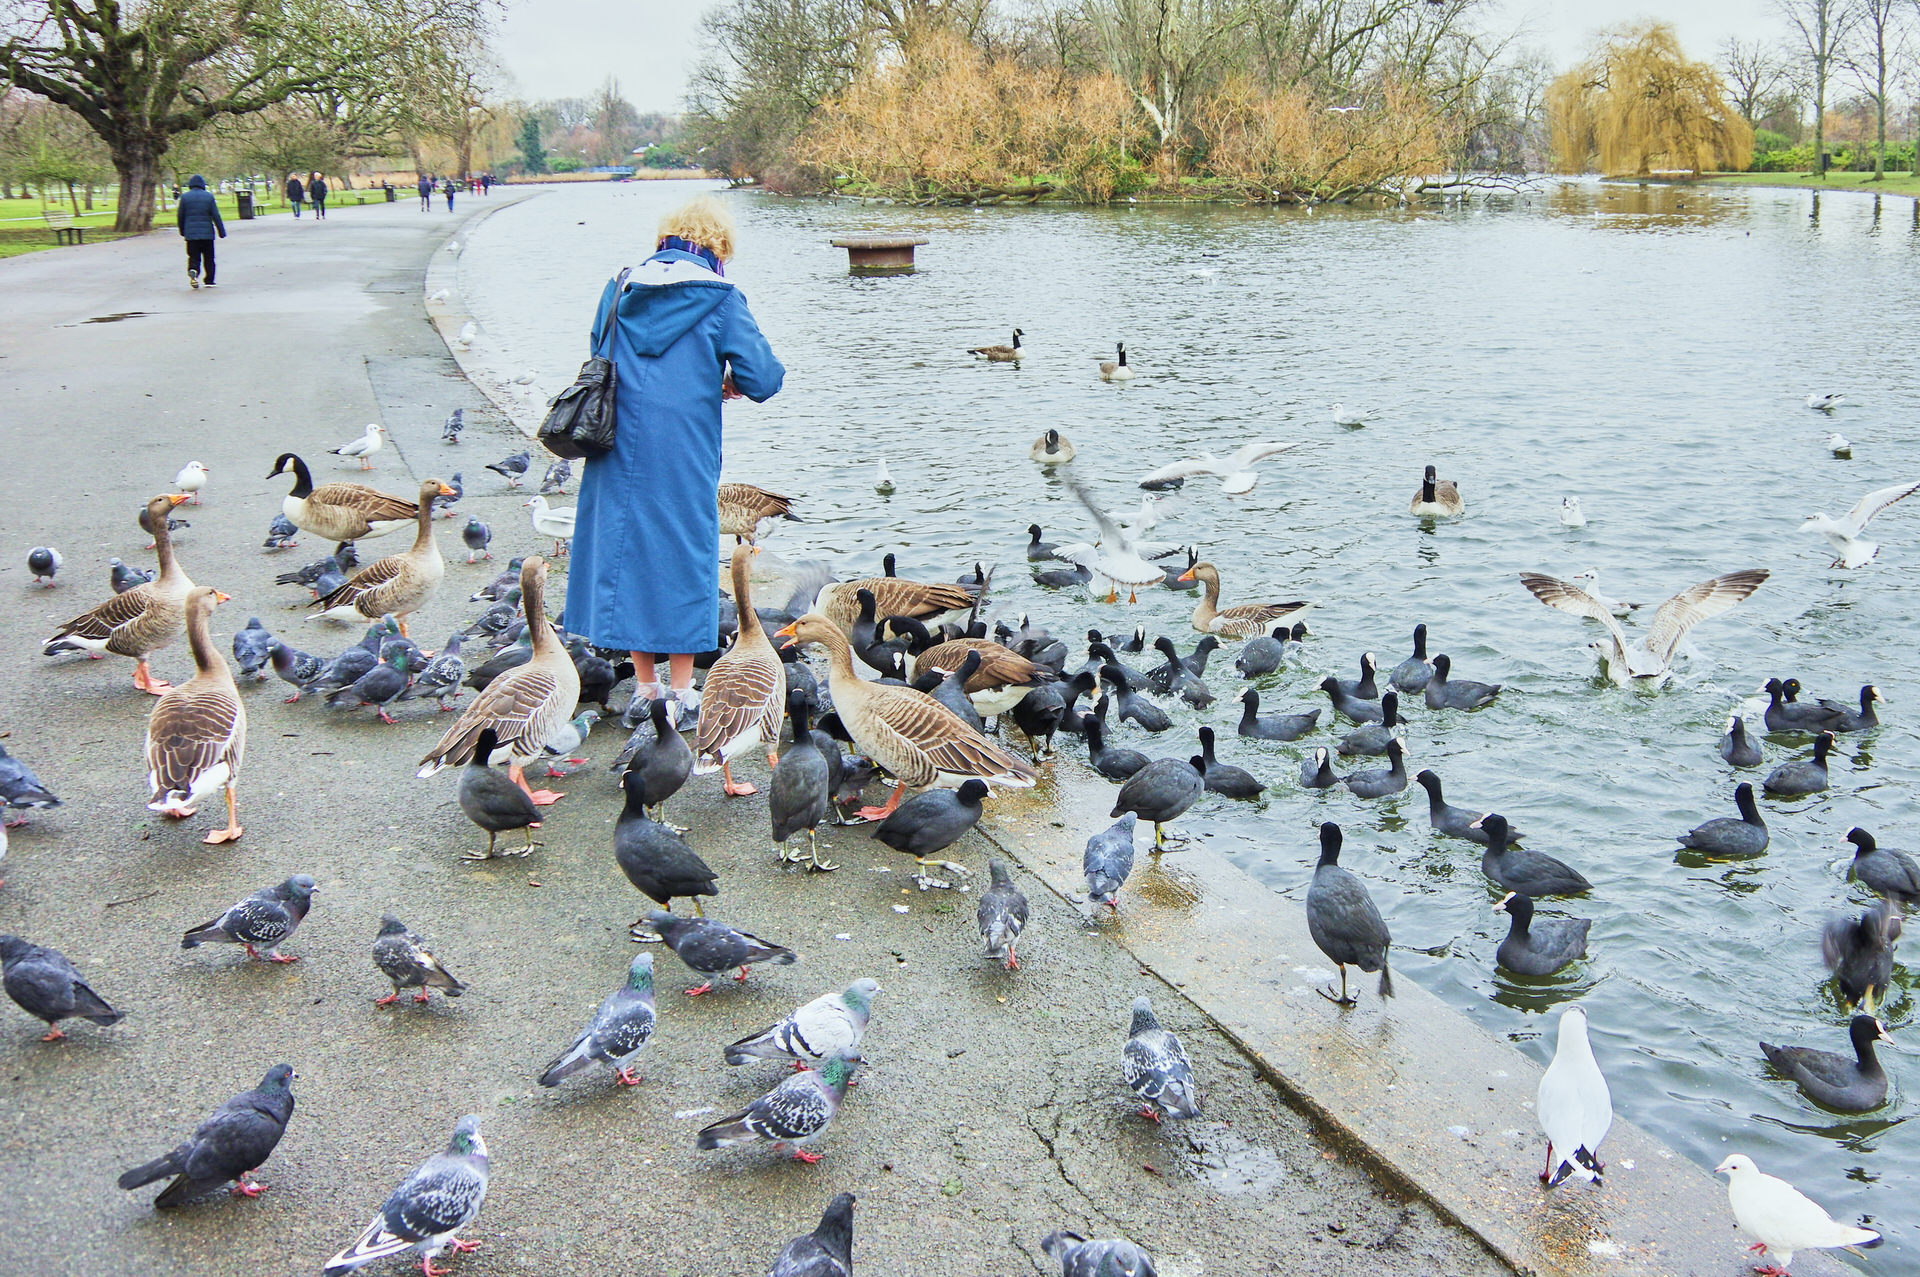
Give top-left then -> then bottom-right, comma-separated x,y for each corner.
1703,171 -> 1920,198
0,186 -> 400,258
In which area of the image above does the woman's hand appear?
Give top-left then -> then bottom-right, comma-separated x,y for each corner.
721,373 -> 743,401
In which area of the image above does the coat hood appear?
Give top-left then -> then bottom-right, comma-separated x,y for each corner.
611,251 -> 736,356
187,175 -> 207,189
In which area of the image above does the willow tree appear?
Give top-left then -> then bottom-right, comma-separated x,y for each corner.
1547,24 -> 1751,177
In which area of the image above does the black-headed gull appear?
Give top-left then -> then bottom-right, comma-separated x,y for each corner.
1053,481 -> 1179,603
1519,569 -> 1768,684
1806,392 -> 1843,411
1827,432 -> 1851,458
1537,1006 -> 1610,1186
1715,1153 -> 1880,1274
1331,402 -> 1372,427
1136,442 -> 1301,495
1560,495 -> 1586,527
328,424 -> 384,471
1800,479 -> 1920,568
525,496 -> 575,557
173,461 -> 209,504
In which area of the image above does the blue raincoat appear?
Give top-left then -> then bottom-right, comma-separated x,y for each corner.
563,250 -> 784,653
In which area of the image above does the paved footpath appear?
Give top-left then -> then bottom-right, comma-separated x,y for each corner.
0,199 -> 1510,1276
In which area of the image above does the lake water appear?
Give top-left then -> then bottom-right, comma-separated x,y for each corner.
461,177 -> 1920,1263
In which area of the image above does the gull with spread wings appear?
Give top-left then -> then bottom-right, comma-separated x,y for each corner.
1519,569 -> 1768,686
1800,479 -> 1920,568
1137,442 -> 1302,495
1054,481 -> 1183,603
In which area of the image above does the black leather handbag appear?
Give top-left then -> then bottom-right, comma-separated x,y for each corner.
537,267 -> 630,460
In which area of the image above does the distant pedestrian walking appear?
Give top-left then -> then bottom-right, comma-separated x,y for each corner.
309,173 -> 328,220
176,174 -> 225,289
443,177 -> 456,212
286,174 -> 305,218
418,174 -> 433,210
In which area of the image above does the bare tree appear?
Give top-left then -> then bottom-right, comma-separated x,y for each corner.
1842,0 -> 1908,176
1719,36 -> 1786,125
1777,0 -> 1858,176
1083,0 -> 1256,173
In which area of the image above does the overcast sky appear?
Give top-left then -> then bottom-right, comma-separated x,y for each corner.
495,0 -> 1779,113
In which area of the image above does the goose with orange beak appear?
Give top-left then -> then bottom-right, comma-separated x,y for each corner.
147,586 -> 247,843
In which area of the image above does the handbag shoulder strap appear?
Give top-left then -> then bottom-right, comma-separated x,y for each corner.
593,267 -> 633,357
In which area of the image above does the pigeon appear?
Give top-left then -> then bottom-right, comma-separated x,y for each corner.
174,460 -> 209,503
461,517 -> 492,564
540,459 -> 572,494
323,1115 -> 489,1275
268,640 -> 327,702
372,915 -> 467,1006
399,633 -> 466,711
118,1064 -> 296,1206
1560,495 -> 1586,527
262,514 -> 300,550
315,621 -> 392,693
1083,816 -> 1136,909
1538,1006 -> 1611,1186
462,589 -> 523,641
328,423 -> 385,471
1305,822 -> 1394,1005
725,978 -> 878,1067
1716,1153 -> 1881,1273
540,954 -> 657,1086
1823,908 -> 1897,1014
276,543 -> 357,589
0,935 -> 122,1041
231,617 -> 275,680
26,546 -> 60,586
138,504 -> 189,546
180,875 -> 317,963
470,557 -> 524,601
458,728 -> 541,860
110,557 -> 155,593
1040,1231 -> 1158,1277
0,744 -> 62,825
463,634 -> 531,690
978,859 -> 1029,969
432,472 -> 464,519
486,450 -> 531,487
441,408 -> 464,443
540,709 -> 599,773
325,648 -> 413,723
697,1053 -> 856,1162
768,1192 -> 855,1277
648,910 -> 796,995
1122,995 -> 1200,1122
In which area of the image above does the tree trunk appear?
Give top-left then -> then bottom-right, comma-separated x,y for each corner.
1811,63 -> 1825,180
111,138 -> 165,233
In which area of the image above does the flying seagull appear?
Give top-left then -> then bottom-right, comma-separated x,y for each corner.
1518,569 -> 1768,685
1800,479 -> 1920,568
1135,442 -> 1302,495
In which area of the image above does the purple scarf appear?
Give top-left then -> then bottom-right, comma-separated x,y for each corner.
658,236 -> 724,276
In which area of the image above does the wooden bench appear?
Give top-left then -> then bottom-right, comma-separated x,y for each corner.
43,211 -> 85,245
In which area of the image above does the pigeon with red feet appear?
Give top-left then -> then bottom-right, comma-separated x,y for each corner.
118,1063 -> 295,1207
181,875 -> 316,963
323,1115 -> 488,1275
648,910 -> 795,995
0,934 -> 122,1041
538,953 -> 655,1088
1121,995 -> 1199,1123
698,1053 -> 855,1162
372,915 -> 467,1007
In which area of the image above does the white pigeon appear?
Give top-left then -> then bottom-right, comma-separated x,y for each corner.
453,321 -> 477,351
1537,1007 -> 1611,1186
328,423 -> 384,471
1520,568 -> 1768,685
723,978 -> 878,1067
1135,441 -> 1302,495
173,460 -> 209,504
874,458 -> 895,494
525,495 -> 576,556
428,288 -> 450,303
1716,1153 -> 1881,1273
1806,392 -> 1844,412
1800,479 -> 1920,568
1331,403 -> 1371,428
1559,496 -> 1586,528
1054,481 -> 1181,603
1827,432 -> 1852,458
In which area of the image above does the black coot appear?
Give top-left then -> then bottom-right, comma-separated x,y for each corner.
1424,654 -> 1500,710
1111,758 -> 1202,848
1493,893 -> 1590,976
1389,623 -> 1432,692
1083,710 -> 1149,781
1236,688 -> 1318,740
1478,814 -> 1589,896
1197,727 -> 1264,799
1340,738 -> 1408,799
1763,731 -> 1833,796
1338,691 -> 1402,756
1846,828 -> 1920,907
1675,783 -> 1768,857
873,779 -> 989,870
1719,715 -> 1762,767
1760,1015 -> 1892,1112
770,694 -> 835,871
1304,822 -> 1393,1006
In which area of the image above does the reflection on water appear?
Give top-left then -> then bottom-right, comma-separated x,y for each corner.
463,177 -> 1920,1266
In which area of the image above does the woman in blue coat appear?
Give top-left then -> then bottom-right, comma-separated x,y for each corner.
564,196 -> 784,716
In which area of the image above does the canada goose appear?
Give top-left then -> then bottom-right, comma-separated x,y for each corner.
1098,342 -> 1133,380
268,453 -> 420,542
694,546 -> 787,797
968,328 -> 1023,361
1409,464 -> 1464,517
1029,429 -> 1075,466
146,587 -> 246,844
1178,561 -> 1311,638
42,494 -> 195,694
717,483 -> 800,545
309,478 -> 455,637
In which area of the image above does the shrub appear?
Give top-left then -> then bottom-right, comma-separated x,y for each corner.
1194,77 -> 1460,201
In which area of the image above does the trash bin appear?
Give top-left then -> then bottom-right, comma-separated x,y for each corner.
235,190 -> 256,220
384,183 -> 397,202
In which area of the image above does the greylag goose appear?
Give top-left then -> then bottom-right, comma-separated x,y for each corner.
309,478 -> 454,637
145,586 -> 246,844
695,545 -> 788,796
43,494 -> 195,694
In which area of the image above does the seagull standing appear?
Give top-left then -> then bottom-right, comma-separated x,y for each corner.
1136,442 -> 1302,495
173,461 -> 209,504
1537,1006 -> 1611,1186
1519,569 -> 1768,685
525,496 -> 576,557
1800,479 -> 1920,568
328,424 -> 384,471
1716,1153 -> 1880,1274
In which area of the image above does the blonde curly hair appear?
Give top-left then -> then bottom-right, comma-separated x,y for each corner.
657,195 -> 736,263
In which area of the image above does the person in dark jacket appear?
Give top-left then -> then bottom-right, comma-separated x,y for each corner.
176,175 -> 225,289
417,174 -> 433,211
308,173 -> 328,220
285,174 -> 305,218
564,195 -> 784,719
442,176 -> 456,211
